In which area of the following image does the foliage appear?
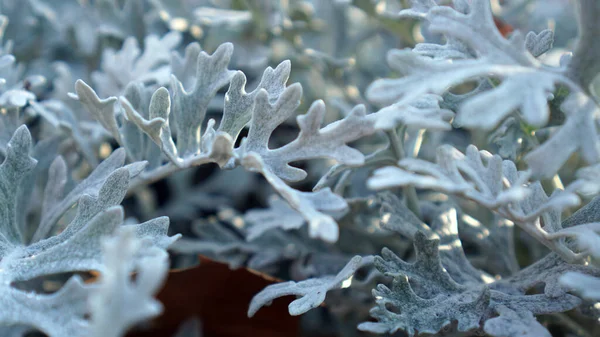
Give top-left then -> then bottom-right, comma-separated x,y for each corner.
0,0 -> 599,337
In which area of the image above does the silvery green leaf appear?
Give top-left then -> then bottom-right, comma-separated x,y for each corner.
241,82 -> 299,177
413,37 -> 472,60
245,196 -> 305,241
170,42 -> 235,157
172,218 -> 254,270
562,195 -> 600,228
72,80 -> 122,144
313,144 -> 397,196
245,191 -> 347,241
0,125 -> 37,248
374,192 -> 429,240
31,147 -> 145,242
34,0 -> 147,55
368,144 -> 592,260
514,186 -> 600,261
546,222 -> 600,259
75,75 -> 233,171
361,231 -> 582,337
172,216 -> 316,273
244,85 -> 373,182
487,292 -> 581,336
0,126 -> 178,336
368,0 -> 576,137
0,54 -> 24,95
120,86 -> 178,164
397,0 -> 437,19
0,325 -> 32,337
425,0 -> 528,62
410,1 -> 473,61
515,183 -> 571,234
0,276 -> 91,337
248,255 -> 363,317
214,61 -> 371,242
359,232 -> 490,336
368,0 -> 600,179
89,227 -> 169,337
93,0 -> 147,41
493,253 -> 599,299
79,42 -> 366,243
359,276 -> 490,335
0,54 -> 13,69
572,164 -> 600,196
218,60 -> 291,140
242,153 -> 345,242
119,82 -> 163,169
123,94 -> 234,169
0,108 -> 19,156
488,117 -> 531,161
0,15 -> 11,55
0,55 -> 38,156
376,232 -> 472,296
370,144 -> 582,226
560,272 -> 600,301
525,29 -> 554,57
3,186 -> 176,283
193,7 -> 252,26
538,206 -> 600,300
483,305 -> 552,337
0,89 -> 34,108
121,42 -> 237,169
368,50 -> 561,130
16,137 -> 62,242
369,145 -> 530,209
41,156 -> 68,225
456,72 -> 556,129
28,99 -> 100,167
524,92 -> 600,178
91,32 -> 182,97
371,94 -> 454,130
170,42 -> 201,90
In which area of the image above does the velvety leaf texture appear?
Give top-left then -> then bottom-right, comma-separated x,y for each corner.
76,39 -> 375,242
89,227 -> 170,337
368,0 -> 600,178
359,232 -> 490,336
248,255 -> 363,317
2,0 -> 600,336
360,232 -> 583,337
0,126 -> 179,336
368,143 -> 600,262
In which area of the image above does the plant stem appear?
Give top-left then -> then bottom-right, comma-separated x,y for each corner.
126,154 -> 217,196
387,128 -> 422,219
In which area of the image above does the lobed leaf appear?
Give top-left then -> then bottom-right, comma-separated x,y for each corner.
89,227 -> 169,337
248,255 -> 363,317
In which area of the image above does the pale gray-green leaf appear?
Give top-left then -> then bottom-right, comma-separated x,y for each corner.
248,255 -> 362,317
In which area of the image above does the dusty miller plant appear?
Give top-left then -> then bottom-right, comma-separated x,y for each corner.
0,0 -> 599,336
